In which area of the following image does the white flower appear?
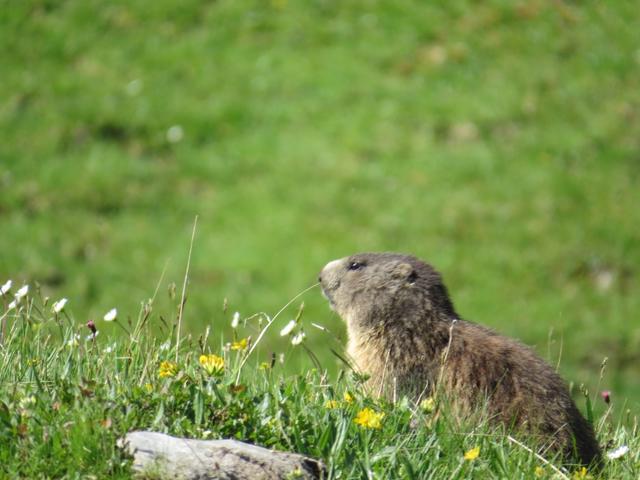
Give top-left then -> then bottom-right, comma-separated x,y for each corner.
231,311 -> 240,329
86,331 -> 100,341
159,340 -> 171,351
15,284 -> 29,300
103,308 -> 117,322
0,280 -> 11,296
280,320 -> 296,337
66,334 -> 81,348
8,300 -> 17,311
52,298 -> 68,313
291,331 -> 306,345
103,343 -> 116,354
606,445 -> 629,460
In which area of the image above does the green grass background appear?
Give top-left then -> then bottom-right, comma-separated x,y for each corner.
1,0 -> 639,404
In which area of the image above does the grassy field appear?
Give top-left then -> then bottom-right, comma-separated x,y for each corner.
1,1 -> 639,472
1,293 -> 638,478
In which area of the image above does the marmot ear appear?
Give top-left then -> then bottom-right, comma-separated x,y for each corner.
393,262 -> 414,280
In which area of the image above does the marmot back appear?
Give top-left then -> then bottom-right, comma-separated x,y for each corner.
319,252 -> 601,467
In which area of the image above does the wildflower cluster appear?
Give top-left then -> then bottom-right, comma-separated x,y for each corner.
199,354 -> 224,376
607,445 -> 629,460
324,391 -> 354,409
0,280 -> 11,296
52,298 -> 68,313
572,466 -> 592,479
231,311 -> 240,329
159,361 -> 178,378
463,446 -> 480,461
420,397 -> 436,413
323,390 -> 386,431
156,353 -> 227,379
353,407 -> 385,429
1,281 -> 637,479
279,318 -> 305,346
2,282 -> 28,311
230,338 -> 249,351
103,308 -> 117,322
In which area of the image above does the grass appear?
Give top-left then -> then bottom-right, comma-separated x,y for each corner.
0,0 -> 639,475
1,1 -> 639,404
1,288 -> 638,479
2,1 -> 640,396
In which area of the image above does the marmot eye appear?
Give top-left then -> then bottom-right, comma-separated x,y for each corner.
347,261 -> 365,271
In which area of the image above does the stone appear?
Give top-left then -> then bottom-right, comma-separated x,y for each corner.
119,431 -> 325,480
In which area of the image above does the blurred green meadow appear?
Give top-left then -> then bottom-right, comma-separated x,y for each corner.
1,0 -> 639,404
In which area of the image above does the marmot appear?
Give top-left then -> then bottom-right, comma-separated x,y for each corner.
319,252 -> 601,467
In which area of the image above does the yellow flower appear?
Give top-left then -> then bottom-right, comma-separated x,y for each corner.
354,407 -> 385,429
463,446 -> 480,461
324,400 -> 340,409
572,467 -> 592,479
199,354 -> 224,375
144,383 -> 153,393
259,362 -> 271,370
231,338 -> 249,351
158,361 -> 178,378
420,397 -> 436,413
343,392 -> 354,404
534,466 -> 545,477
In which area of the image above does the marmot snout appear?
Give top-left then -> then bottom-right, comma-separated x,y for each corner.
319,252 -> 601,467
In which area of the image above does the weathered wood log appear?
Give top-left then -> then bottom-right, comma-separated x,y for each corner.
119,431 -> 325,480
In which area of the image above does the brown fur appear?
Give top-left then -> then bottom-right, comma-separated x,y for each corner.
319,252 -> 601,467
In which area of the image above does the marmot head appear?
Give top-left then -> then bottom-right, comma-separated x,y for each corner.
318,252 -> 457,330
